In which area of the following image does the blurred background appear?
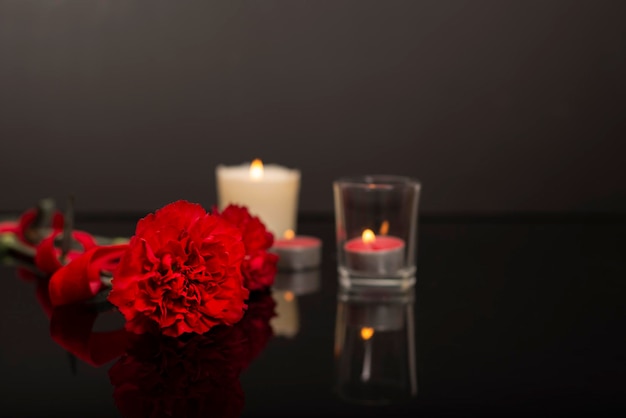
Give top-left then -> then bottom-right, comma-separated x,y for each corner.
1,0 -> 624,215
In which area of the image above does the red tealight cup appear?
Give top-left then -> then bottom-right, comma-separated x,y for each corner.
272,230 -> 322,271
344,229 -> 405,276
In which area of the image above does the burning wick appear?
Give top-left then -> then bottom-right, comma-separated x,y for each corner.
283,229 -> 295,240
362,229 -> 376,244
249,159 -> 264,181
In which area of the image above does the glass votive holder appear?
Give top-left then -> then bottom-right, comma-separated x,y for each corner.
334,287 -> 417,404
333,175 -> 421,289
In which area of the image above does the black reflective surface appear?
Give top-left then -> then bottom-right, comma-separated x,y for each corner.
1,215 -> 625,417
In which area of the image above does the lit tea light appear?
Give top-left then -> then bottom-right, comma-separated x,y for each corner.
344,227 -> 405,275
271,229 -> 322,271
271,269 -> 321,339
216,160 -> 300,236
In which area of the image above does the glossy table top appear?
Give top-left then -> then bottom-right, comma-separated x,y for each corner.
0,214 -> 625,417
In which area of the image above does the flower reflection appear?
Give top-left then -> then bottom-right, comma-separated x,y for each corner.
110,332 -> 245,418
51,303 -> 130,367
108,291 -> 276,418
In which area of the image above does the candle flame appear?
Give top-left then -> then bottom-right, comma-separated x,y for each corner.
379,220 -> 389,236
283,229 -> 295,240
362,229 -> 376,244
360,327 -> 375,340
284,291 -> 295,302
249,159 -> 264,180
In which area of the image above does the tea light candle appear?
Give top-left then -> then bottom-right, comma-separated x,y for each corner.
344,229 -> 404,275
272,229 -> 322,271
216,159 -> 300,237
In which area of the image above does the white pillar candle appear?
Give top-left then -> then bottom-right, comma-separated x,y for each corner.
216,160 -> 301,237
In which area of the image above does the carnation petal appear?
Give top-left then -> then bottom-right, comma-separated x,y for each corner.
49,244 -> 128,307
135,201 -> 206,239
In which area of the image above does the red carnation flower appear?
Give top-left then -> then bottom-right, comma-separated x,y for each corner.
215,205 -> 278,291
108,201 -> 249,337
241,250 -> 279,291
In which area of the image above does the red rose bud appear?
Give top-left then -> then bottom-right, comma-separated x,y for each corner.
17,207 -> 65,246
48,244 -> 129,307
108,200 -> 249,337
214,204 -> 278,291
0,206 -> 64,250
35,230 -> 98,275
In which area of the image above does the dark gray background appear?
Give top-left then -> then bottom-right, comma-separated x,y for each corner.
1,0 -> 625,214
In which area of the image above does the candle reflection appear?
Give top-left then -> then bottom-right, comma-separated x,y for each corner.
360,327 -> 374,340
270,269 -> 321,338
379,220 -> 389,236
270,288 -> 300,338
360,327 -> 374,382
334,286 -> 417,404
